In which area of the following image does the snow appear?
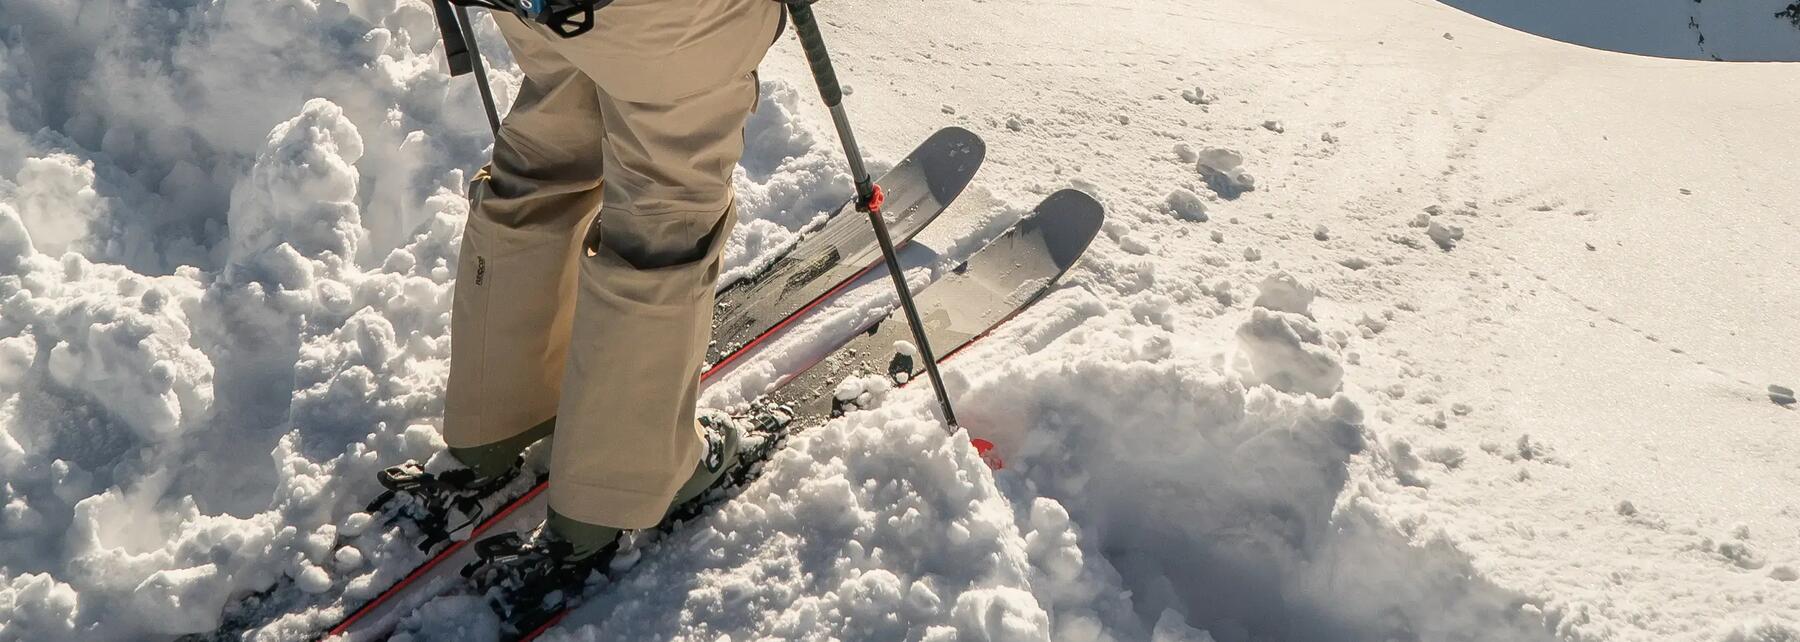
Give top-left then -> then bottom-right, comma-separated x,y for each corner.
1,0 -> 1797,640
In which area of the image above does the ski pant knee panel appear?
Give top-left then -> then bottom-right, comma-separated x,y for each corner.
549,202 -> 735,529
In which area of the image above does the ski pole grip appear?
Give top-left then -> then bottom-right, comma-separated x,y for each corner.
786,2 -> 843,107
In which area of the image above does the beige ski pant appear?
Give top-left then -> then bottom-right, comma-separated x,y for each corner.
442,0 -> 782,529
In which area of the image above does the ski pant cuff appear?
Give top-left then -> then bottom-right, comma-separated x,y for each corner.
447,415 -> 556,479
547,478 -> 678,530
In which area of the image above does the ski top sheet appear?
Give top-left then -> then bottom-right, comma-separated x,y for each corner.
310,127 -> 983,642
511,189 -> 1106,642
770,188 -> 1105,418
708,126 -> 984,370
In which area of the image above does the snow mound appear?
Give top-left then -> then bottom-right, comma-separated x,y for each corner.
544,411 -> 1058,641
942,294 -> 1552,642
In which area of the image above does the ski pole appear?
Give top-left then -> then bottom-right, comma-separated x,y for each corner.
453,4 -> 504,134
784,1 -> 960,428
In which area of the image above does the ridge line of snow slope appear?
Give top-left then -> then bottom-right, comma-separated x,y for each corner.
1439,0 -> 1800,62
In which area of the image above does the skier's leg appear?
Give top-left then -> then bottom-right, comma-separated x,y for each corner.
441,15 -> 609,478
452,3 -> 788,620
545,74 -> 769,534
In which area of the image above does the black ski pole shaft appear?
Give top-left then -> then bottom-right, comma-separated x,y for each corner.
452,5 -> 502,135
785,1 -> 959,428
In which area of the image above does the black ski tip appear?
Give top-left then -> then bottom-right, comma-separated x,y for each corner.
1022,189 -> 1106,268
900,127 -> 986,207
925,125 -> 985,156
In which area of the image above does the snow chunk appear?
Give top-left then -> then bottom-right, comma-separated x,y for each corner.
1427,220 -> 1464,250
0,334 -> 37,390
294,563 -> 331,594
950,587 -> 1052,641
38,270 -> 215,440
834,377 -> 866,402
339,512 -> 374,537
1193,148 -> 1256,198
10,154 -> 105,256
0,204 -> 34,272
333,546 -> 364,571
1164,188 -> 1208,222
1235,308 -> 1344,397
1,574 -> 81,638
226,98 -> 366,279
128,564 -> 232,634
1253,271 -> 1317,317
1717,539 -> 1766,570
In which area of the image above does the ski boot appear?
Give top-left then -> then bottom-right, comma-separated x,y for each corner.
672,402 -> 796,519
461,522 -> 608,637
461,404 -> 796,633
365,458 -> 523,553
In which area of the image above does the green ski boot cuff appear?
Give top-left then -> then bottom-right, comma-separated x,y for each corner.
448,416 -> 555,480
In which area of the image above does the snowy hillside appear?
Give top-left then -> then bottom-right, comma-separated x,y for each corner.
1,0 -> 1797,641
1442,0 -> 1800,60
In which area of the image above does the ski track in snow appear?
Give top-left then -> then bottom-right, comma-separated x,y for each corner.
2,0 -> 1798,640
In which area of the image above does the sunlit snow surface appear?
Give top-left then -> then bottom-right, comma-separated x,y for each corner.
2,0 -> 1798,641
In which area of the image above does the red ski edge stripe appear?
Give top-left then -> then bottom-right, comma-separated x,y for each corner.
521,610 -> 569,641
706,261 -> 877,376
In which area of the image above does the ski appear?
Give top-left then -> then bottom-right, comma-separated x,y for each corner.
709,126 -> 985,370
490,188 -> 1105,641
770,189 -> 1105,417
187,127 -> 982,642
299,127 -> 984,642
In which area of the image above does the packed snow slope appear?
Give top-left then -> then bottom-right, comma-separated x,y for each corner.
0,0 -> 1796,641
1440,0 -> 1800,61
